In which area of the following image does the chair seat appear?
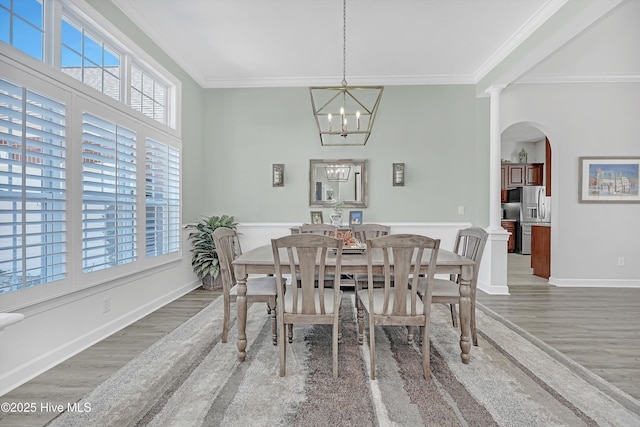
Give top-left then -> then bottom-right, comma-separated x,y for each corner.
357,288 -> 424,316
412,277 -> 460,299
431,278 -> 461,299
284,285 -> 342,314
230,275 -> 278,297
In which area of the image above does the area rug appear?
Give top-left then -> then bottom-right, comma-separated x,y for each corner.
46,293 -> 640,426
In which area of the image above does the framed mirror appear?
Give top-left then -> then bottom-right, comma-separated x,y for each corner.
309,159 -> 367,208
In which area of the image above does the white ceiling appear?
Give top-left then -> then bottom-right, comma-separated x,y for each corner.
109,0 -> 619,89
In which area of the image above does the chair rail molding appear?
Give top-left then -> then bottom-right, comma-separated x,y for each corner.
236,222 -> 472,253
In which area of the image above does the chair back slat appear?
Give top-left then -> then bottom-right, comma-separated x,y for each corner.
352,224 -> 390,242
212,227 -> 240,293
272,234 -> 342,315
367,234 -> 440,317
452,227 -> 488,283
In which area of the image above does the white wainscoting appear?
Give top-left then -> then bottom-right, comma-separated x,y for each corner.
236,222 -> 473,253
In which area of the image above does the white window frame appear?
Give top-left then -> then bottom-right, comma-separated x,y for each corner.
0,75 -> 67,295
0,0 -> 183,310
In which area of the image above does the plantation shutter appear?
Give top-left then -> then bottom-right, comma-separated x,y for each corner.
81,113 -> 136,273
0,78 -> 67,293
145,138 -> 180,258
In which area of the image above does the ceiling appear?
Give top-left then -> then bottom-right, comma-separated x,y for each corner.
109,0 -> 621,90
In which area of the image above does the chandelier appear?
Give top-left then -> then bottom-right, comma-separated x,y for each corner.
325,164 -> 351,182
310,0 -> 383,146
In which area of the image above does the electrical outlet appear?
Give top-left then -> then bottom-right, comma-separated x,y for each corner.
103,297 -> 111,313
618,257 -> 625,267
457,206 -> 465,215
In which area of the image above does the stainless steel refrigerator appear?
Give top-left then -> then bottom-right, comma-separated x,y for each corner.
518,186 -> 551,254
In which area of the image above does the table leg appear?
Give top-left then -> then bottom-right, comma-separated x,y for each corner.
236,269 -> 248,362
458,265 -> 473,364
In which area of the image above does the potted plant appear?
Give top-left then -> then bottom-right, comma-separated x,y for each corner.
186,214 -> 237,290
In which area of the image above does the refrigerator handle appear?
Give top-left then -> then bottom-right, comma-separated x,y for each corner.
538,188 -> 545,220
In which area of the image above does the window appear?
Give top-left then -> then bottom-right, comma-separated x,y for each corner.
0,0 -> 44,61
131,65 -> 167,125
81,113 -> 136,273
2,0 -> 177,129
1,0 -> 182,303
145,138 -> 180,258
0,77 -> 66,294
61,16 -> 121,101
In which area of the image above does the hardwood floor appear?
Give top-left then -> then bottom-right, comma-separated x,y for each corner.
0,288 -> 221,427
2,259 -> 639,426
477,253 -> 640,401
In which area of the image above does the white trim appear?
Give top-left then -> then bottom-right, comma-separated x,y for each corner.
515,73 -> 640,84
549,277 -> 640,288
236,222 -> 473,252
0,313 -> 25,332
60,0 -> 181,133
0,278 -> 200,396
201,75 -> 476,89
473,0 -> 569,82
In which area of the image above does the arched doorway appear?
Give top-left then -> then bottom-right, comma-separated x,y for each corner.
501,122 -> 552,282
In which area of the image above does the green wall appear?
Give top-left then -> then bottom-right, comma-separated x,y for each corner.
85,1 -> 490,227
203,85 -> 490,226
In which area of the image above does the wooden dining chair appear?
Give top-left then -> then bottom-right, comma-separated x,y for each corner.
416,226 -> 488,346
351,223 -> 390,242
271,234 -> 344,378
357,234 -> 440,381
351,224 -> 391,343
213,227 -> 280,345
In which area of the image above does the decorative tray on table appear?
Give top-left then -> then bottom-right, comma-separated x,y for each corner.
341,243 -> 366,255
329,230 -> 366,254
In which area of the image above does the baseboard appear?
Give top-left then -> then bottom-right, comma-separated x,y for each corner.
549,277 -> 640,288
477,279 -> 510,295
0,279 -> 201,396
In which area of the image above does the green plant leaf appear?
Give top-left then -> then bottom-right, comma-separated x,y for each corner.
187,214 -> 236,280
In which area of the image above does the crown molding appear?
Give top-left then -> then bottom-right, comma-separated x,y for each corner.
201,74 -> 476,89
514,73 -> 640,84
473,0 -> 569,82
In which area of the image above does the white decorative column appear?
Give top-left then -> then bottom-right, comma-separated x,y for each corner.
478,86 -> 510,295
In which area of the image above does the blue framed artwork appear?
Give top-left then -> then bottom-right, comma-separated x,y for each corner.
349,210 -> 363,226
579,157 -> 640,203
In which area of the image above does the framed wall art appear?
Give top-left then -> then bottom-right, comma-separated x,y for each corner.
579,157 -> 640,203
349,210 -> 363,226
310,211 -> 324,224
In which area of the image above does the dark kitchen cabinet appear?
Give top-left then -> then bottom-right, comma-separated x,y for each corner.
501,221 -> 516,253
531,225 -> 551,279
526,163 -> 543,186
501,163 -> 544,189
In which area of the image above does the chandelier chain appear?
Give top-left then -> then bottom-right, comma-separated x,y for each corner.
342,0 -> 347,86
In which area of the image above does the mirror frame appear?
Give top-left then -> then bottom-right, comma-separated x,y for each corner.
309,159 -> 368,208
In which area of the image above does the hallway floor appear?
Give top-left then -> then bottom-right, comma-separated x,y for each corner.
478,253 -> 640,401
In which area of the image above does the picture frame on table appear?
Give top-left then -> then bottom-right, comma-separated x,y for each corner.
578,157 -> 640,203
310,211 -> 324,224
349,210 -> 363,226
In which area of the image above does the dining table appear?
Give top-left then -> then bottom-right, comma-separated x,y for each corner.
232,243 -> 476,364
